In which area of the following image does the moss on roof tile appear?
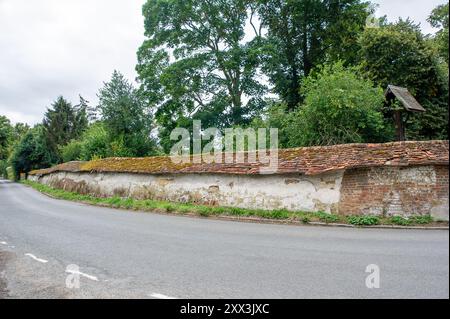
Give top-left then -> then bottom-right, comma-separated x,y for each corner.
29,140 -> 449,177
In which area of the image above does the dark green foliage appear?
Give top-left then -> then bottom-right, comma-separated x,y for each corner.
79,123 -> 110,160
359,19 -> 449,140
257,0 -> 372,110
0,115 -> 12,160
255,63 -> 392,147
428,2 -> 449,64
60,122 -> 128,161
10,126 -> 58,179
43,96 -> 88,160
60,139 -> 83,162
137,0 -> 267,151
10,122 -> 30,145
97,71 -> 156,157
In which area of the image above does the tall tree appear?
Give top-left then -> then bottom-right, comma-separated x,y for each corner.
359,19 -> 449,140
257,0 -> 372,110
10,125 -> 57,179
10,122 -> 30,144
428,1 -> 449,64
97,70 -> 156,156
43,96 -> 88,159
0,115 -> 12,160
74,95 -> 90,128
136,0 -> 266,152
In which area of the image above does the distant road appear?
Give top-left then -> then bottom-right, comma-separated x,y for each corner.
0,179 -> 448,298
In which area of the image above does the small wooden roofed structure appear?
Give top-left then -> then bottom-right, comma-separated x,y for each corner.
385,85 -> 426,112
384,85 -> 426,141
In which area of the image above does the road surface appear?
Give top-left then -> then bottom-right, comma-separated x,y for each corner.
0,179 -> 448,298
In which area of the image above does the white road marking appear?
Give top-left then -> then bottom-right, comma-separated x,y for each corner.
0,241 -> 7,245
149,293 -> 176,299
65,269 -> 99,281
25,253 -> 48,263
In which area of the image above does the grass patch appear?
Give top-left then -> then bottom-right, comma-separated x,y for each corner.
22,180 -> 440,227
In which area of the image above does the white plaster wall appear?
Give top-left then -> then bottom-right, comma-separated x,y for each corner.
34,171 -> 344,213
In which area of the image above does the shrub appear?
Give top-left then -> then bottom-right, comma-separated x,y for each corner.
285,62 -> 392,147
60,140 -> 83,162
80,123 -> 110,160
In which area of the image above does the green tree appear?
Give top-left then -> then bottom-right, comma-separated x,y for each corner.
428,2 -> 449,64
0,115 -> 12,160
284,63 -> 391,146
43,96 -> 88,159
0,115 -> 13,178
78,122 -> 110,160
59,139 -> 83,162
97,71 -> 156,156
257,0 -> 372,110
359,19 -> 449,140
137,0 -> 267,152
10,122 -> 30,145
74,95 -> 90,130
10,125 -> 57,179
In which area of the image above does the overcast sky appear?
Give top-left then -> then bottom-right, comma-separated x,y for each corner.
0,0 -> 447,125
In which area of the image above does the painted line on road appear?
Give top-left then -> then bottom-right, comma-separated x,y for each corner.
149,293 -> 177,299
65,269 -> 99,281
0,241 -> 7,245
25,253 -> 48,263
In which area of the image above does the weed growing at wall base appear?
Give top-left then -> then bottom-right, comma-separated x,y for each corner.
22,180 -> 441,227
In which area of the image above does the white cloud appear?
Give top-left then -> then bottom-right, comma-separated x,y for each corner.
0,0 -> 445,125
374,0 -> 447,34
0,0 -> 145,124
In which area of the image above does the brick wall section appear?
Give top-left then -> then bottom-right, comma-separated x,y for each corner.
338,165 -> 449,217
435,165 -> 449,199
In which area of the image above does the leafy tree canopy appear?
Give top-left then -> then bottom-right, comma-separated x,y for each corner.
137,0 -> 268,152
0,115 -> 13,160
281,62 -> 391,146
43,96 -> 88,160
428,1 -> 449,64
359,19 -> 449,140
257,0 -> 372,110
10,125 -> 57,179
97,70 -> 156,156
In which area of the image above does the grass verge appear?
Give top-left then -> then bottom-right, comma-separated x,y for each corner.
22,180 -> 445,228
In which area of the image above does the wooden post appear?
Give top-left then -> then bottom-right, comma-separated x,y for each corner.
394,110 -> 405,141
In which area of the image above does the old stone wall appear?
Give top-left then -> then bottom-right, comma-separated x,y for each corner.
29,170 -> 344,213
28,165 -> 449,220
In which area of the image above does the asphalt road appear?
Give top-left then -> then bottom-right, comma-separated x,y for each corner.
0,179 -> 448,299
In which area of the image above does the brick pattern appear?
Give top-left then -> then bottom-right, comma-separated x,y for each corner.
339,165 -> 449,216
30,140 -> 449,176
